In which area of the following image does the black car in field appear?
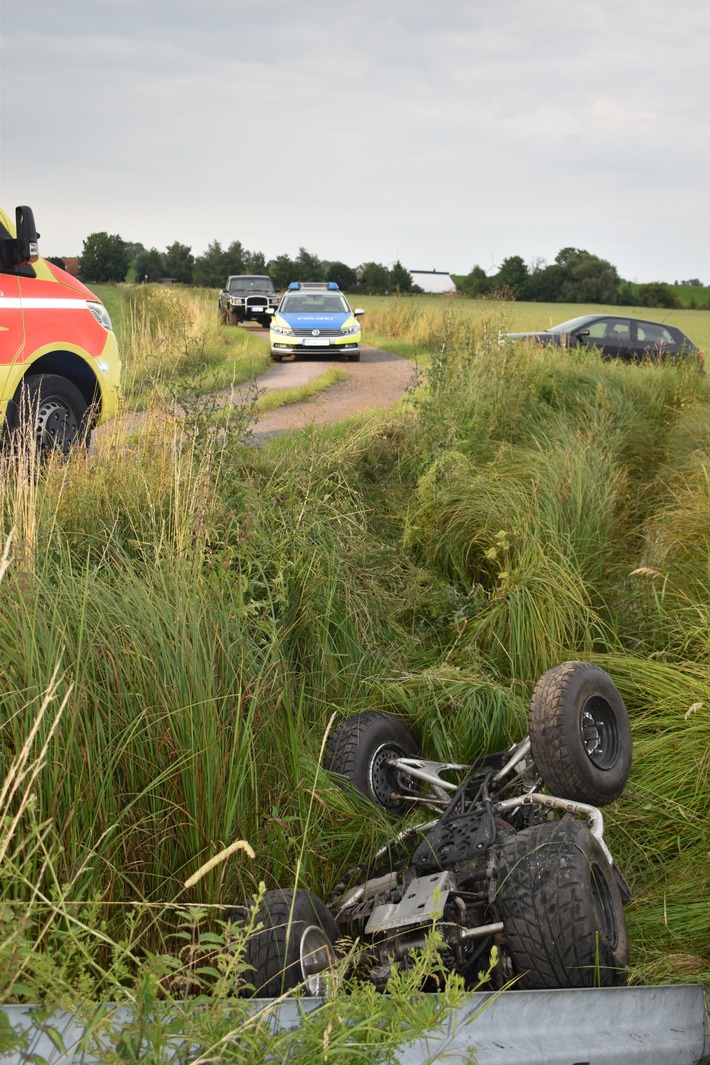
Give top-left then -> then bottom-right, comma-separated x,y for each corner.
505,314 -> 703,364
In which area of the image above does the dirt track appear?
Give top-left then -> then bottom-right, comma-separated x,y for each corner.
233,340 -> 416,441
94,332 -> 415,448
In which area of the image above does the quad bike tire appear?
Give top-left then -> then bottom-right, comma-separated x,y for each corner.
239,888 -> 339,997
496,819 -> 629,989
528,661 -> 632,806
324,711 -> 420,815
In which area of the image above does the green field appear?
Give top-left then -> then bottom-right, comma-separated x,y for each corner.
358,294 -> 710,362
0,287 -> 708,1059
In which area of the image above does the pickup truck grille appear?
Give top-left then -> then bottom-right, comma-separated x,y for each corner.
292,328 -> 343,337
245,296 -> 268,308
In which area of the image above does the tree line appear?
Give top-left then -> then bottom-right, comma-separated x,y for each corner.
74,232 -> 416,296
73,231 -> 703,308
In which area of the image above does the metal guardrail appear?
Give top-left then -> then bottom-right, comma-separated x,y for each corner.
1,984 -> 708,1065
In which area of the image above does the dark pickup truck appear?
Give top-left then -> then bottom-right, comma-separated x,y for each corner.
218,275 -> 279,327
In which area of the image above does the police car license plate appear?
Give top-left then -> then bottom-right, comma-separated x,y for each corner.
303,338 -> 329,347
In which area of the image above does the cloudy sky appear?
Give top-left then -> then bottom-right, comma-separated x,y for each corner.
1,0 -> 708,282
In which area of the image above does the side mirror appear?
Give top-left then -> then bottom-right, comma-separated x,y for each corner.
353,308 -> 365,316
15,205 -> 40,264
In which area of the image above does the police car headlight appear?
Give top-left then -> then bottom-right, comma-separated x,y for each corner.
87,302 -> 113,330
271,323 -> 294,336
340,323 -> 361,336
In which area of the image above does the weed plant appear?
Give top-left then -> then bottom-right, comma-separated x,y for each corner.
0,293 -> 709,1032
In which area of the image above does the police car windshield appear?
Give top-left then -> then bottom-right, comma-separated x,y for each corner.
281,294 -> 349,314
228,277 -> 273,293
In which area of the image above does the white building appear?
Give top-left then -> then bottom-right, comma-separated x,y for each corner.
410,269 -> 457,294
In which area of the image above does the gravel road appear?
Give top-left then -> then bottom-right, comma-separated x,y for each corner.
233,339 -> 416,440
94,330 -> 415,448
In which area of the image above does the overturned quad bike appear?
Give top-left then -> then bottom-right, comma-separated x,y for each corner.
237,662 -> 633,996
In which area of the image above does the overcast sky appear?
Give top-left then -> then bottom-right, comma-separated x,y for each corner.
1,0 -> 708,283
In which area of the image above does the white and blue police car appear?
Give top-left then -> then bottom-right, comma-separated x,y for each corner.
269,282 -> 365,362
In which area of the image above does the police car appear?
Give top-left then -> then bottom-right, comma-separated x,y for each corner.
269,282 -> 364,362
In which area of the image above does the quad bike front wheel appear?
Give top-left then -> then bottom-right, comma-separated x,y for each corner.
528,661 -> 632,806
496,819 -> 629,989
238,888 -> 339,997
324,711 -> 420,815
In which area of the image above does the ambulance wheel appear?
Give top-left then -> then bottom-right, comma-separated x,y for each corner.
5,375 -> 91,454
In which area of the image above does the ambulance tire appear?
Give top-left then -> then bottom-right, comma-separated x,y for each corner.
5,374 -> 91,454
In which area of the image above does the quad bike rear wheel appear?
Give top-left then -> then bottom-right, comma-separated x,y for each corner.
528,661 -> 632,806
324,711 -> 420,815
496,819 -> 629,989
237,888 -> 339,997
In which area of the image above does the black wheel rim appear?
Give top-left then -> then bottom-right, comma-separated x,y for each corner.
369,743 -> 406,807
590,863 -> 618,948
579,695 -> 619,770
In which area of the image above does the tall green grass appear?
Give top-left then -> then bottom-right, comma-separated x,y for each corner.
1,294 -> 708,1012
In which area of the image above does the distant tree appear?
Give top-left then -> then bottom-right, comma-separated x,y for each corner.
193,240 -> 231,287
617,282 -> 640,306
360,261 -> 390,295
526,262 -> 563,302
268,254 -> 297,290
163,241 -> 194,284
79,232 -> 129,283
327,261 -> 357,291
389,260 -> 414,293
637,282 -> 679,309
134,247 -> 166,284
492,255 -> 529,299
125,241 -> 147,261
294,247 -> 324,282
555,247 -> 620,304
460,265 -> 491,297
680,278 -> 702,287
244,250 -> 267,273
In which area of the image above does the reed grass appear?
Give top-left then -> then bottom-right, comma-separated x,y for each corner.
1,290 -> 708,1013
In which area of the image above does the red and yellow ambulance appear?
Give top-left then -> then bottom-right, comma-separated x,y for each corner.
0,205 -> 121,451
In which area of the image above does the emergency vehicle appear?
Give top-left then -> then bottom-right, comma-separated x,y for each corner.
269,282 -> 365,362
0,205 -> 121,452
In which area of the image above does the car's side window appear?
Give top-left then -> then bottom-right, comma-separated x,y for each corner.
636,323 -> 674,345
604,320 -> 631,342
586,320 -> 609,339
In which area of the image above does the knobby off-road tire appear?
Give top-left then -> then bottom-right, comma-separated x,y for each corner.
5,374 -> 91,454
529,661 -> 632,806
496,820 -> 629,989
240,888 -> 339,997
324,711 -> 420,815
